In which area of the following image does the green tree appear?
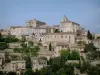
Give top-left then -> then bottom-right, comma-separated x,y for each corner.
87,30 -> 93,40
54,29 -> 60,33
0,71 -> 3,75
60,50 -> 70,61
24,68 -> 34,75
49,42 -> 52,51
0,42 -> 8,50
69,50 -> 80,60
21,36 -> 26,42
7,72 -> 17,75
28,41 -> 34,46
87,65 -> 100,75
84,43 -> 96,53
21,42 -> 27,48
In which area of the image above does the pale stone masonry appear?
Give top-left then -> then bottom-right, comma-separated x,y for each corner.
44,32 -> 76,44
26,19 -> 46,27
93,38 -> 100,50
10,60 -> 26,75
31,57 -> 47,71
0,15 -> 97,73
5,16 -> 90,57
59,16 -> 83,33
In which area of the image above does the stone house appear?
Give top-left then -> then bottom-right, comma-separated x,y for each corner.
31,57 -> 47,71
10,60 -> 26,75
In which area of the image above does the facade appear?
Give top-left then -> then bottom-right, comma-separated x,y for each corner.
10,61 -> 26,75
45,32 -> 76,44
9,26 -> 33,36
94,33 -> 100,39
33,26 -> 57,43
93,38 -> 100,50
26,19 -> 47,27
0,29 -> 10,36
0,53 -> 5,65
59,16 -> 83,33
0,56 -> 3,67
31,57 -> 47,71
8,42 -> 21,49
54,42 -> 69,57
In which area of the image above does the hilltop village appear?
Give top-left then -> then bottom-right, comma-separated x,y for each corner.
0,16 -> 100,75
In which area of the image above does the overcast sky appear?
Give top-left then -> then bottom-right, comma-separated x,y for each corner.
0,0 -> 100,33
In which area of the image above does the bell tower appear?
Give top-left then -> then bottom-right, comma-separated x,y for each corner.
61,15 -> 68,22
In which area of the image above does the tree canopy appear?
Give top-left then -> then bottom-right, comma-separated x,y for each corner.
87,30 -> 93,40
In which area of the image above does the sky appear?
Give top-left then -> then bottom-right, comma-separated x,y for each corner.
0,0 -> 100,33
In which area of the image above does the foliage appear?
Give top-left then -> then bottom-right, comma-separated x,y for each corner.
13,48 -> 23,53
60,50 -> 70,63
21,36 -> 26,42
84,43 -> 99,60
84,43 -> 97,53
23,50 -> 81,75
10,55 -> 20,60
24,68 -> 34,75
15,41 -> 40,57
0,35 -> 19,43
7,71 -> 17,75
28,41 -> 34,46
69,50 -> 80,60
25,56 -> 32,68
97,36 -> 100,39
0,42 -> 8,50
0,71 -> 3,75
0,35 -> 19,50
21,42 -> 27,48
60,50 -> 80,60
87,30 -> 93,40
87,65 -> 100,75
49,42 -> 52,51
77,41 -> 86,48
54,29 -> 60,33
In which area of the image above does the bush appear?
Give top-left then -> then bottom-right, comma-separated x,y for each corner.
69,50 -> 80,60
0,42 -> 8,50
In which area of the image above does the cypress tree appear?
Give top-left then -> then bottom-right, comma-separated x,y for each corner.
49,42 -> 52,51
87,30 -> 93,40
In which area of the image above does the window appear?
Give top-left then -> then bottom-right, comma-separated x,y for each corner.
69,36 -> 70,41
61,35 -> 63,38
65,36 -> 67,38
69,36 -> 70,39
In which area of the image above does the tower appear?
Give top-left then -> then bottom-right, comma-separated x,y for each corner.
61,15 -> 68,22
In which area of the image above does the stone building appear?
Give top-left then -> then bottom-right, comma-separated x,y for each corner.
33,26 -> 57,43
26,19 -> 47,27
93,38 -> 100,50
31,57 -> 47,71
94,33 -> 100,39
10,60 -> 26,75
0,29 -> 10,36
59,16 -> 83,33
45,32 -> 76,44
0,52 -> 5,64
54,42 -> 69,57
9,26 -> 33,36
